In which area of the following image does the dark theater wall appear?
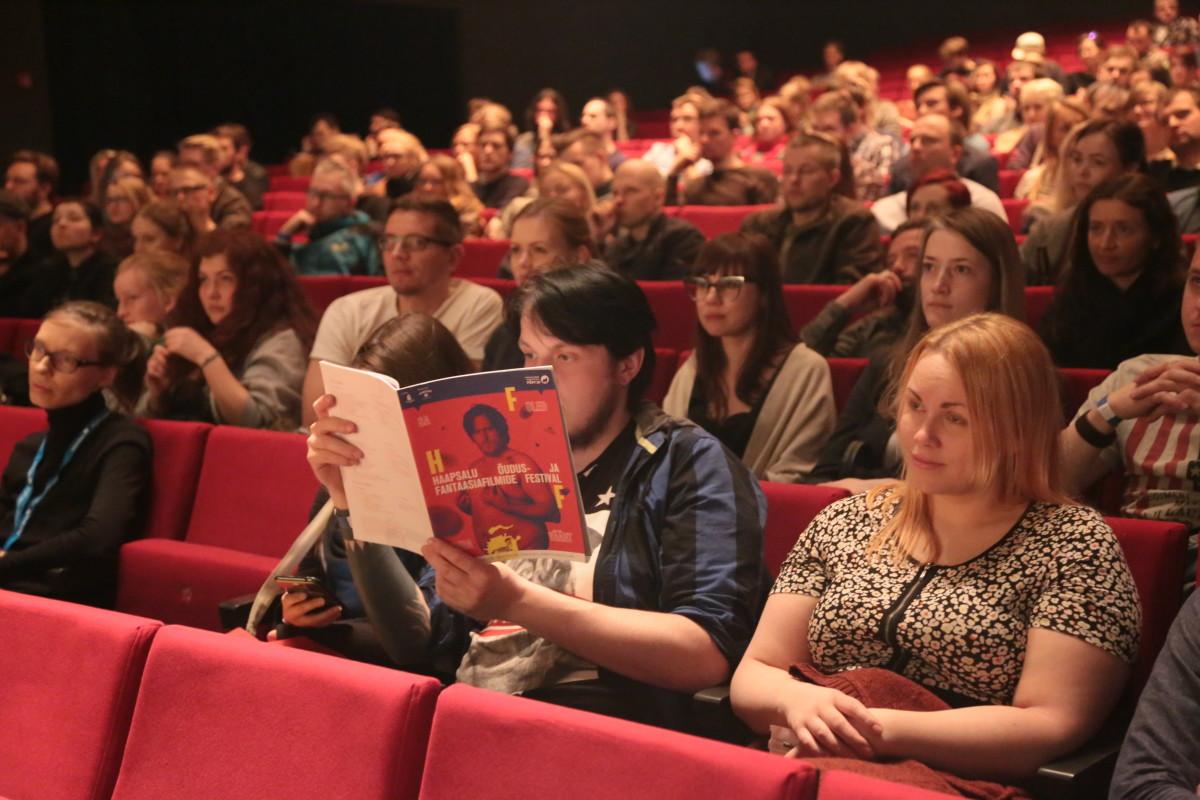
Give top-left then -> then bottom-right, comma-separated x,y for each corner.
37,0 -> 461,191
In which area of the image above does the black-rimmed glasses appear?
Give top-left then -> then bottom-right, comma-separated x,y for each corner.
25,340 -> 106,373
683,275 -> 749,302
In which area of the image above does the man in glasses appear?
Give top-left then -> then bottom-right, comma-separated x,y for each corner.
177,133 -> 252,229
275,159 -> 379,277
740,132 -> 881,283
300,194 -> 502,426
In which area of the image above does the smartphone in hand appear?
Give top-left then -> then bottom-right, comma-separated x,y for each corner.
274,575 -> 339,608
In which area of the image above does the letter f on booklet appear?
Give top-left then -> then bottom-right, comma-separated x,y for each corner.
319,362 -> 591,562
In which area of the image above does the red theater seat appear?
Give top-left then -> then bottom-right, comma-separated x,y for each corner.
817,770 -> 957,799
998,169 -> 1025,199
262,191 -> 307,212
458,237 -> 509,278
1025,285 -> 1054,332
1107,516 -> 1189,693
110,626 -> 439,800
639,281 -> 696,350
0,590 -> 160,800
268,175 -> 310,192
782,285 -> 844,331
297,275 -> 353,316
1002,198 -> 1028,233
139,420 -> 211,540
251,210 -> 293,238
760,482 -> 850,576
419,684 -> 818,799
675,205 -> 775,238
0,405 -> 46,465
647,348 -> 679,404
827,357 -> 869,413
117,427 -> 318,629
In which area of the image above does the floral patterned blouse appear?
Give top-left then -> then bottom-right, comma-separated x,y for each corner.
773,491 -> 1141,706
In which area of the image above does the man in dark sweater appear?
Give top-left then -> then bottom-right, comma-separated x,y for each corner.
604,160 -> 704,280
740,132 -> 881,284
667,99 -> 778,206
0,191 -> 43,318
1109,591 -> 1200,799
4,150 -> 57,263
471,125 -> 529,210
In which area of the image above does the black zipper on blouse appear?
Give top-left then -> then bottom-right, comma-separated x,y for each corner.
879,563 -> 939,673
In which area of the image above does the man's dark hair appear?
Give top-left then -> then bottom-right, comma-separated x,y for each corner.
213,123 -> 252,151
698,99 -> 741,132
373,107 -> 403,125
310,113 -> 341,130
8,149 -> 60,192
463,404 -> 510,444
388,193 -> 464,246
914,79 -> 972,124
478,123 -> 515,152
510,263 -> 656,409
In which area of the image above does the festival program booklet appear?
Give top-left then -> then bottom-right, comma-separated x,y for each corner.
318,361 -> 591,562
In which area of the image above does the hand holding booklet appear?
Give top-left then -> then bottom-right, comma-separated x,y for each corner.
318,362 -> 591,562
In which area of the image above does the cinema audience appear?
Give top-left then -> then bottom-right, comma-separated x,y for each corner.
667,99 -> 778,206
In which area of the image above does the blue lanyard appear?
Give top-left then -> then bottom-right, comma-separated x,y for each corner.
4,409 -> 110,551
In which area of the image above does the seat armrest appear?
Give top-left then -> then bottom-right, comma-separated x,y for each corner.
218,592 -> 258,633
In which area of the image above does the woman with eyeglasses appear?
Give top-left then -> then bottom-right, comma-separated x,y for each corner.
2,301 -> 150,606
664,232 -> 836,482
141,228 -> 316,430
21,199 -> 118,319
808,208 -> 1026,492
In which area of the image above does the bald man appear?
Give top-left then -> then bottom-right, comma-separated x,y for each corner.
603,159 -> 705,280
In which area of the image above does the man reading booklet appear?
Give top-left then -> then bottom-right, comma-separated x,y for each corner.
305,264 -> 768,729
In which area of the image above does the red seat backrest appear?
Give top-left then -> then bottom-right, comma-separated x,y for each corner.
251,210 -> 293,238
639,280 -> 697,350
11,318 -> 39,362
138,419 -> 211,540
468,276 -> 517,300
1106,516 -> 1189,693
675,205 -> 775,238
1001,198 -> 1028,234
184,427 -> 319,557
297,275 -> 354,317
0,405 -> 47,466
827,358 -> 869,414
1024,285 -> 1054,332
0,317 -> 18,357
998,169 -> 1025,199
110,626 -> 439,800
457,238 -> 510,278
262,191 -> 307,212
783,285 -> 845,331
1057,368 -> 1111,418
760,482 -> 851,576
419,684 -> 817,800
647,348 -> 679,405
0,590 -> 160,800
267,175 -> 310,193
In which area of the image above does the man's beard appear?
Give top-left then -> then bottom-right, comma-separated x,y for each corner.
568,382 -> 623,455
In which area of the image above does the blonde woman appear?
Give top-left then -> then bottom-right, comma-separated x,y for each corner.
112,250 -> 190,339
731,313 -> 1139,787
1015,100 -> 1089,227
417,154 -> 486,235
101,176 -> 154,260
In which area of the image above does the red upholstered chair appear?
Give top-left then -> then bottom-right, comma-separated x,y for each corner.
0,405 -> 46,465
760,482 -> 850,576
1024,285 -> 1054,332
992,149 -> 1011,170
251,210 -> 293,238
10,318 -> 38,363
468,276 -> 517,300
0,590 -> 160,800
647,347 -> 679,404
296,275 -> 354,316
998,169 -> 1025,199
345,276 -> 389,293
457,237 -> 510,278
418,684 -> 818,800
1001,198 -> 1028,234
138,420 -> 211,540
782,285 -> 844,331
0,317 -> 17,356
817,770 -> 955,799
268,174 -> 310,192
116,427 -> 319,629
639,280 -> 697,350
1057,368 -> 1111,416
676,205 -> 775,238
1105,516 -> 1189,693
262,191 -> 307,212
110,626 -> 439,800
827,358 -> 869,414
264,163 -> 289,178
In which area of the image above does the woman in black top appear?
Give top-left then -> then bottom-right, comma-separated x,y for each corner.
0,301 -> 150,606
22,199 -> 118,318
1040,173 -> 1189,369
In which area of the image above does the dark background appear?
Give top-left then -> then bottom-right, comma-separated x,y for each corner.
0,0 -> 1148,192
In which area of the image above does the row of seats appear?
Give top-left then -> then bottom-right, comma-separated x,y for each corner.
3,588 -> 966,800
0,503 -> 1187,799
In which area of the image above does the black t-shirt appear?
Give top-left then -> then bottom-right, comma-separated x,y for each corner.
577,420 -> 637,516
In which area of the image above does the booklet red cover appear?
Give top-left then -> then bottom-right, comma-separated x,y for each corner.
319,362 -> 590,562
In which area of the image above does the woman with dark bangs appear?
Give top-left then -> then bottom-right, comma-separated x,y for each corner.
141,228 -> 316,429
664,232 -> 836,482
